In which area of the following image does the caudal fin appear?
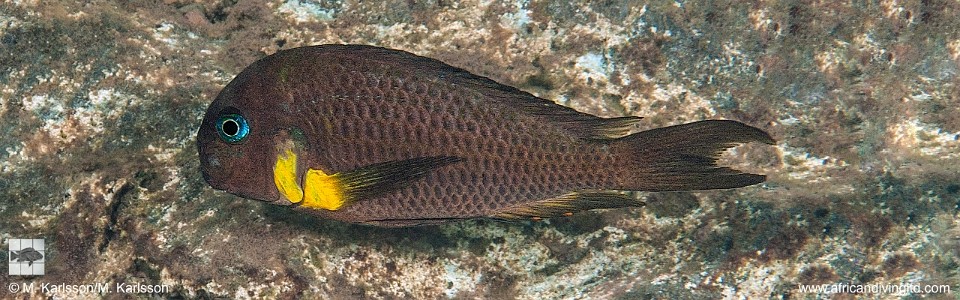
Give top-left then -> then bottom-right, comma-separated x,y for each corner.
611,120 -> 775,191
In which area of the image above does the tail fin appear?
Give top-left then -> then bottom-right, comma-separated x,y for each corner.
611,120 -> 775,191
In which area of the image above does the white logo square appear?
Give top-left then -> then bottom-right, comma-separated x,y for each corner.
8,239 -> 45,276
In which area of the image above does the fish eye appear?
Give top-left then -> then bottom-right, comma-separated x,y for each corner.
216,113 -> 249,143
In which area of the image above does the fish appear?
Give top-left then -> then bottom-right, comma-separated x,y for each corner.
196,44 -> 775,227
10,247 -> 43,266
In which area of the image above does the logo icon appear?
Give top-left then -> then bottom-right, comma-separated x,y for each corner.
8,239 -> 44,276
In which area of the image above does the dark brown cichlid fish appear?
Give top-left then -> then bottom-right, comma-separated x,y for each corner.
197,44 -> 775,227
11,247 -> 43,266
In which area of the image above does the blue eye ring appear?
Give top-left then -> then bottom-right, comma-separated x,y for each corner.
216,114 -> 249,143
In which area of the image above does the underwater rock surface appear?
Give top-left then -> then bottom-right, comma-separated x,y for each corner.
1,0 -> 958,298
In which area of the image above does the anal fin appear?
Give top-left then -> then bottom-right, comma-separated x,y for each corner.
360,217 -> 475,227
491,192 -> 644,221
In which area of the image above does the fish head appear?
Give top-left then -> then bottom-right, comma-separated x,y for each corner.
197,56 -> 296,205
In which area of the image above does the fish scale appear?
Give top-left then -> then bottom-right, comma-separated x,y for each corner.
297,71 -> 595,221
197,44 -> 774,226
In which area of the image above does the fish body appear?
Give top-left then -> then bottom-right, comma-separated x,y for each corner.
11,247 -> 43,266
197,45 -> 774,227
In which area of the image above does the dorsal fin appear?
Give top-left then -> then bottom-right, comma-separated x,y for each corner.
454,73 -> 642,139
443,59 -> 643,140
313,45 -> 642,140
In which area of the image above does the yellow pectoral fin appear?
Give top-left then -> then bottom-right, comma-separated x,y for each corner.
273,147 -> 347,210
277,154 -> 461,211
274,149 -> 304,203
302,169 -> 349,211
296,156 -> 461,211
